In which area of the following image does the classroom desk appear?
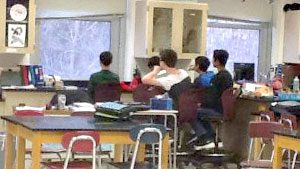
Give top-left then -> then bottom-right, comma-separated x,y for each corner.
1,116 -> 170,169
273,129 -> 300,169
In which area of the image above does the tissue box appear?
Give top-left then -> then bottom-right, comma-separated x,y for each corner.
150,98 -> 173,110
278,92 -> 300,101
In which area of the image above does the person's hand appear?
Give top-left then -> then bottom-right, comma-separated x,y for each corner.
153,65 -> 161,73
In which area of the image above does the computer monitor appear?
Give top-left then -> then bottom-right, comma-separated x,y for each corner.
234,63 -> 255,81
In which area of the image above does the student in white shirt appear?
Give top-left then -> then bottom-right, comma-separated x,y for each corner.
142,49 -> 189,91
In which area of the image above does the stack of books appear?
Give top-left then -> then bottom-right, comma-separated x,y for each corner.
20,65 -> 44,86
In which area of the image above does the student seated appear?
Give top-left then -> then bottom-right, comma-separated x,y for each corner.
188,49 -> 233,146
142,49 -> 190,93
88,51 -> 120,101
193,56 -> 214,88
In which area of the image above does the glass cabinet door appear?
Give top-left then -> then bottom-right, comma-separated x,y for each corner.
152,7 -> 173,53
182,9 -> 202,54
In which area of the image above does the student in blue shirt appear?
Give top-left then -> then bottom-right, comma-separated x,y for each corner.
193,56 -> 214,88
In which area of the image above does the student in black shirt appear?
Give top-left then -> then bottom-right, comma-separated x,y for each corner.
188,49 -> 233,146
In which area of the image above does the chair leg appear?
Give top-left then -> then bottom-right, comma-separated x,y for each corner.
56,152 -> 63,160
97,155 -> 102,169
152,144 -> 156,165
214,123 -> 220,152
292,151 -> 298,169
288,150 -> 291,169
169,141 -> 172,169
1,136 -> 5,151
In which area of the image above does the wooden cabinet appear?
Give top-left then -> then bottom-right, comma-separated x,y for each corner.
283,11 -> 300,64
134,0 -> 208,59
0,0 -> 36,54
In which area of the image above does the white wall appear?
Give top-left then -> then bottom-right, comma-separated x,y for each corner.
198,0 -> 273,22
36,0 -> 126,18
0,54 -> 30,68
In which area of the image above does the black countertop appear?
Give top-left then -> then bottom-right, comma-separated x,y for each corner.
1,116 -> 141,131
1,87 -> 86,92
273,128 -> 300,139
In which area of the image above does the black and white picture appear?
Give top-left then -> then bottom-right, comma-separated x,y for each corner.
8,24 -> 27,48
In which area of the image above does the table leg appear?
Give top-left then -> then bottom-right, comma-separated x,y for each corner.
114,144 -> 124,162
4,133 -> 13,169
31,138 -> 41,169
273,137 -> 283,169
16,137 -> 25,169
136,144 -> 145,162
162,134 -> 170,169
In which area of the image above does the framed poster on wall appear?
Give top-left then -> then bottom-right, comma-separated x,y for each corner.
7,23 -> 27,48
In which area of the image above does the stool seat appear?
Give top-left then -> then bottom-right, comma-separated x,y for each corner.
197,108 -> 223,122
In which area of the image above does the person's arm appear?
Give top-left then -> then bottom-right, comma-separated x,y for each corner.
142,66 -> 162,87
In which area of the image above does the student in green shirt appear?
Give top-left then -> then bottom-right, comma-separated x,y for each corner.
88,51 -> 120,101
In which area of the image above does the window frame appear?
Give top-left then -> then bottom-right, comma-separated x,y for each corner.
207,16 -> 271,81
34,14 -> 125,81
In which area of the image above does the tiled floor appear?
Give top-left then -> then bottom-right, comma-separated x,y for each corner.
0,151 -> 239,169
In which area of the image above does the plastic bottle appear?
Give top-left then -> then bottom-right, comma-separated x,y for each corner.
293,76 -> 299,92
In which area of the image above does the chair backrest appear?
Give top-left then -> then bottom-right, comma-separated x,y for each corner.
132,84 -> 165,103
62,131 -> 99,153
260,111 -> 276,122
94,83 -> 121,102
248,121 -> 283,139
49,90 -> 92,106
62,131 -> 99,169
168,77 -> 194,110
178,88 -> 205,124
14,110 -> 44,116
129,124 -> 167,144
129,124 -> 166,169
280,112 -> 297,130
221,88 -> 238,121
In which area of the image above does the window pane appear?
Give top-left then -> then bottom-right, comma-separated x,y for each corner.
182,9 -> 202,53
152,7 -> 172,52
39,20 -> 111,80
207,27 -> 259,80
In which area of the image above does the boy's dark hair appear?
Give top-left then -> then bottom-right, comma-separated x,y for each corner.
148,56 -> 160,69
213,49 -> 229,66
100,51 -> 113,66
195,56 -> 210,72
159,49 -> 177,68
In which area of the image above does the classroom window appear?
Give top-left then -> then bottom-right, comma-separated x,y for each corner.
207,19 -> 260,81
39,19 -> 111,80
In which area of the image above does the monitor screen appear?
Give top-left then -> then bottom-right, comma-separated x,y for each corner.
234,63 -> 255,81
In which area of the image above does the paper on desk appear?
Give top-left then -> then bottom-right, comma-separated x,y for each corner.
69,106 -> 96,112
2,85 -> 35,89
15,106 -> 45,111
72,102 -> 94,108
